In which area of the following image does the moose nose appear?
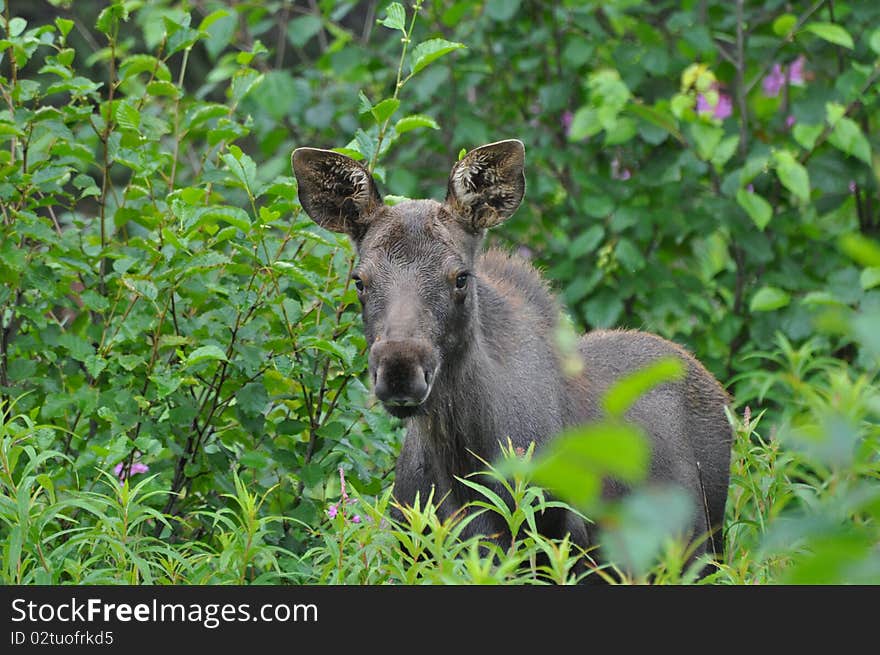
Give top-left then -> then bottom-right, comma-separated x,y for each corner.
370,339 -> 436,407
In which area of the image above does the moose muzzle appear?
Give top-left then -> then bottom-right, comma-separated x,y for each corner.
369,338 -> 438,414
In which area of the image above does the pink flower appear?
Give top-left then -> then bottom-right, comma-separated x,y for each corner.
351,515 -> 361,524
762,63 -> 786,97
788,55 -> 806,86
696,90 -> 732,121
611,154 -> 632,180
762,56 -> 808,97
785,114 -> 796,129
327,503 -> 338,519
713,93 -> 732,120
561,110 -> 573,135
113,460 -> 149,483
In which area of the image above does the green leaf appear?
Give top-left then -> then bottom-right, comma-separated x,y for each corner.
568,106 -> 601,141
358,90 -> 372,114
828,117 -> 871,164
96,3 -> 128,36
614,238 -> 645,272
803,22 -> 854,49
604,117 -> 637,145
773,150 -> 810,203
736,188 -> 773,230
198,8 -> 231,32
394,114 -> 440,134
750,286 -> 791,312
711,135 -> 739,169
35,474 -> 55,504
371,98 -> 400,124
185,345 -> 228,367
8,16 -> 26,37
287,15 -> 322,48
839,234 -> 880,268
410,39 -> 466,75
118,54 -> 172,82
146,80 -> 181,98
861,267 -> 880,291
114,101 -> 140,132
486,0 -> 522,21
825,102 -> 846,126
585,291 -> 623,328
792,123 -> 823,151
870,28 -> 880,55
222,145 -> 258,197
121,277 -> 157,301
772,14 -> 797,36
690,122 -> 724,161
602,357 -> 686,418
570,225 -> 604,255
530,422 -> 649,510
55,17 -> 74,39
602,486 -> 694,577
200,206 -> 252,233
378,2 -> 406,32
149,372 -> 182,399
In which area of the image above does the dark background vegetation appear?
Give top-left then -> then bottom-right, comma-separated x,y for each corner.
1,0 -> 878,583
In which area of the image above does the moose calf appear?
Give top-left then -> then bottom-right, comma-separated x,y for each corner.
292,140 -> 733,576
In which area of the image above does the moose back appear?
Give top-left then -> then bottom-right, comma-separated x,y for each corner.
292,140 -> 733,571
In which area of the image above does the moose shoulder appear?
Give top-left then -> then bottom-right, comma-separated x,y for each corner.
292,140 -> 733,575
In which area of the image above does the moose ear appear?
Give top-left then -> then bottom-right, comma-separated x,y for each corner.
291,148 -> 381,238
446,139 -> 525,231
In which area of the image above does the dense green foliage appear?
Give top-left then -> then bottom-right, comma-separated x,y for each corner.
1,0 -> 878,584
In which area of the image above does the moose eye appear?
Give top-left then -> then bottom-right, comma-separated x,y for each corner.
352,275 -> 364,293
455,272 -> 469,290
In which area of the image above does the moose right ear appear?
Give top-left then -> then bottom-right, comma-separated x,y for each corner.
291,148 -> 381,238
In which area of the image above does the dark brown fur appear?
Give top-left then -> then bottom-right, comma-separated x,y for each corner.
292,140 -> 733,577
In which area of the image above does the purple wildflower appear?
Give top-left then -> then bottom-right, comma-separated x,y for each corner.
113,460 -> 149,484
351,515 -> 361,524
788,55 -> 806,86
713,93 -> 732,120
763,56 -> 808,97
696,90 -> 732,121
327,503 -> 338,519
785,114 -> 796,129
762,63 -> 786,97
561,110 -> 573,135
610,155 -> 632,181
849,180 -> 857,194
695,93 -> 712,115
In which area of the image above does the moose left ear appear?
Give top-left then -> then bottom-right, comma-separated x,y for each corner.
446,139 -> 525,231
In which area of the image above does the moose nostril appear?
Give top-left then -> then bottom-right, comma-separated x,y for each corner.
424,368 -> 432,387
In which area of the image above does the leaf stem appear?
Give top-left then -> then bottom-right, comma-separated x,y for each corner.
368,0 -> 424,173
